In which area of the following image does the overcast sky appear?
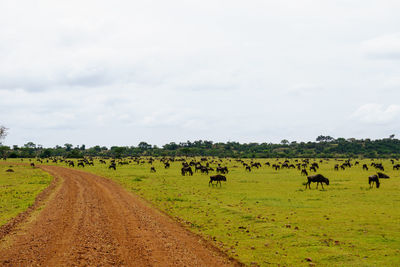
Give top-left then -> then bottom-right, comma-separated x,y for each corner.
1,0 -> 400,147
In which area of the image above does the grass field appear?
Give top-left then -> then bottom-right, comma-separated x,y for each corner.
0,163 -> 53,227
5,158 -> 400,266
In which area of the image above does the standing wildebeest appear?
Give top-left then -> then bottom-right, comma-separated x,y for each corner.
209,174 -> 226,187
305,174 -> 329,190
181,166 -> 193,176
77,162 -> 85,167
30,163 -> 35,167
362,164 -> 368,171
150,167 -> 156,173
217,166 -> 229,174
301,169 -> 308,176
369,175 -> 380,188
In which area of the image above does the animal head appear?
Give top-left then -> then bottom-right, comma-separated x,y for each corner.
325,178 -> 330,185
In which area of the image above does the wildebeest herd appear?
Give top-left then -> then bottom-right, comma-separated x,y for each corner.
24,156 -> 397,190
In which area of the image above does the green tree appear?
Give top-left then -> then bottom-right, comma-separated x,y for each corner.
0,125 -> 8,144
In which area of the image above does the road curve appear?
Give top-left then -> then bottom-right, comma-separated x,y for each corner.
0,166 -> 241,266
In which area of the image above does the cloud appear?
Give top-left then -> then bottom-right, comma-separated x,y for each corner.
351,104 -> 400,124
361,33 -> 400,60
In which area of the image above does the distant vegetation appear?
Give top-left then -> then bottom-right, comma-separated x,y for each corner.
1,135 -> 400,159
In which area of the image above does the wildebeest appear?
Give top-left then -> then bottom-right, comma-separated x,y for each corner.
181,166 -> 193,176
217,166 -> 229,174
77,162 -> 85,167
362,164 -> 368,171
150,167 -> 156,173
377,172 -> 390,179
109,163 -> 116,170
369,175 -> 380,188
30,163 -> 35,167
301,169 -> 308,176
209,174 -> 226,187
305,174 -> 329,190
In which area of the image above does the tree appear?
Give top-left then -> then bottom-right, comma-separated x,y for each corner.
280,139 -> 289,145
64,143 -> 73,152
0,125 -> 8,144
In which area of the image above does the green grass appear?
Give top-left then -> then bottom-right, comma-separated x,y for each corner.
0,163 -> 53,227
9,158 -> 400,266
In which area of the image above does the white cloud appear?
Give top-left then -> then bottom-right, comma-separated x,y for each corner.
351,104 -> 400,124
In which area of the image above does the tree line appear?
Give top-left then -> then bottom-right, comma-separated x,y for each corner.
1,136 -> 400,159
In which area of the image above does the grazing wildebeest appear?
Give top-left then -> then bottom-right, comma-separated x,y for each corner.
305,174 -> 329,190
109,163 -> 116,170
393,164 -> 400,170
369,175 -> 380,188
334,164 -> 339,171
209,174 -> 226,187
164,162 -> 170,169
217,166 -> 229,174
181,166 -> 193,176
77,162 -> 85,167
309,166 -> 317,172
362,164 -> 368,170
30,163 -> 35,167
150,167 -> 156,173
377,172 -> 390,179
245,166 -> 251,172
301,169 -> 308,176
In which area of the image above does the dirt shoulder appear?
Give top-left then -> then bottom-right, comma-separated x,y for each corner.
0,166 -> 242,266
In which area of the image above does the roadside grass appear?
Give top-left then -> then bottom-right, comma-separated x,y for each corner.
11,158 -> 400,266
0,164 -> 52,227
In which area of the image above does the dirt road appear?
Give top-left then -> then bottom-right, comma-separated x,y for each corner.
0,166 -> 241,266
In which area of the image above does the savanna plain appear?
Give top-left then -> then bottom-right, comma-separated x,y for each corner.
1,157 -> 399,266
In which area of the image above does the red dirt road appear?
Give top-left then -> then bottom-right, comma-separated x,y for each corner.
0,166 -> 241,266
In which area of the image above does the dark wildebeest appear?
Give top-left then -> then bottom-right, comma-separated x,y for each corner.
181,166 -> 193,176
245,166 -> 251,172
150,167 -> 156,173
77,162 -> 85,167
305,174 -> 329,190
377,172 -> 390,179
334,164 -> 339,171
309,166 -> 317,172
301,169 -> 308,176
109,163 -> 116,170
369,175 -> 380,188
30,163 -> 35,167
393,164 -> 400,170
209,174 -> 226,187
217,166 -> 229,174
164,162 -> 170,169
362,164 -> 368,171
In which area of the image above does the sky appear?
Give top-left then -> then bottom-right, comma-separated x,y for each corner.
0,0 -> 400,147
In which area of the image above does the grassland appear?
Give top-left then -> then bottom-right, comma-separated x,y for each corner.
6,158 -> 400,266
0,163 -> 53,227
